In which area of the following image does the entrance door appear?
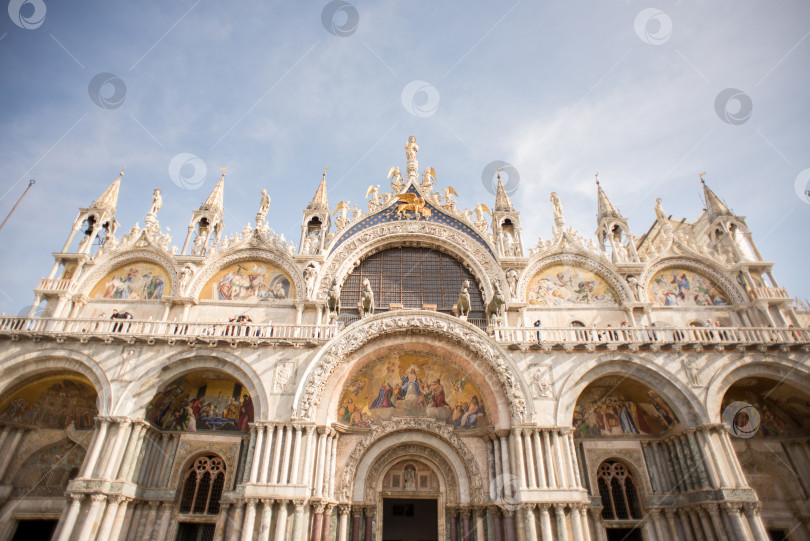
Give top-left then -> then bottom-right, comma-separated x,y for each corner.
10,520 -> 58,541
606,527 -> 643,541
382,498 -> 438,541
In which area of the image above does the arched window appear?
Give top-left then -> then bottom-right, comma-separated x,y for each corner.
570,321 -> 586,328
340,247 -> 485,320
178,455 -> 226,515
597,461 -> 642,520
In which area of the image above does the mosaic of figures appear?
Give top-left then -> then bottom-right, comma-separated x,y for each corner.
573,377 -> 680,436
648,267 -> 729,307
12,439 -> 86,496
339,353 -> 490,430
722,378 -> 810,438
0,375 -> 97,430
90,262 -> 170,300
527,264 -> 618,306
202,261 -> 294,302
145,371 -> 254,433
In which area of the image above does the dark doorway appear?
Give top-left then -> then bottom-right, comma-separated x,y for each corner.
10,520 -> 58,541
606,527 -> 644,541
382,498 -> 438,541
175,522 -> 216,541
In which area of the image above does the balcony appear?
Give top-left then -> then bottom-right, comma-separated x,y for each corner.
0,316 -> 337,346
493,325 -> 810,351
35,278 -> 77,293
749,286 -> 791,300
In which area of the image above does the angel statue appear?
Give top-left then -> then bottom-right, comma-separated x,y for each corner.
351,203 -> 362,221
474,203 -> 492,223
366,184 -> 381,208
256,189 -> 271,225
421,167 -> 436,191
388,166 -> 405,193
405,135 -> 419,161
443,186 -> 458,207
149,188 -> 163,216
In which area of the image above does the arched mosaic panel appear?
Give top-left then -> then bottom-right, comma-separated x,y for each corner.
721,378 -> 810,438
573,376 -> 680,436
201,260 -> 295,302
527,264 -> 619,306
0,374 -> 97,430
90,261 -> 171,300
647,267 -> 729,306
145,371 -> 254,433
338,352 -> 490,430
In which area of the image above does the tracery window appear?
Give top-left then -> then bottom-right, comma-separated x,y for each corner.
597,461 -> 642,520
178,455 -> 226,515
340,247 -> 485,320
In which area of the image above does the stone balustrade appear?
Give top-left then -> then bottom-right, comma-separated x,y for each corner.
0,316 -> 337,343
494,325 -> 810,348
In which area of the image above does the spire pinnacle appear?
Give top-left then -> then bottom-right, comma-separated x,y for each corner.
494,169 -> 514,212
596,178 -> 621,221
700,173 -> 732,221
308,167 -> 329,210
91,167 -> 124,213
200,168 -> 225,215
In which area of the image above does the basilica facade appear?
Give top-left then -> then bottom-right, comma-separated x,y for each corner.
0,137 -> 808,541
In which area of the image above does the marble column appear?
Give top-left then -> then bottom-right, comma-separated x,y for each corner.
522,430 -> 537,489
314,428 -> 329,498
214,503 -> 232,541
570,506 -> 584,541
109,496 -> 133,541
461,508 -> 472,541
474,507 -> 486,541
261,424 -> 276,484
142,500 -> 162,539
321,504 -> 333,541
242,499 -> 258,541
705,505 -> 726,541
327,433 -> 339,499
541,431 -> 556,488
271,425 -> 285,484
54,494 -> 84,541
499,431 -> 513,498
551,431 -> 568,489
302,426 -> 317,486
522,505 -> 537,541
449,508 -> 458,541
259,500 -> 274,541
77,494 -> 107,541
552,505 -> 568,541
0,427 -> 23,479
743,503 -> 769,541
723,503 -> 754,540
242,426 -> 258,484
280,426 -> 294,484
588,508 -> 607,541
158,434 -> 179,487
351,507 -> 362,541
511,430 -> 526,490
80,418 -> 110,477
156,501 -> 173,541
664,509 -> 679,540
117,422 -> 145,480
292,500 -> 306,541
503,508 -> 517,541
532,430 -> 547,489
251,424 -> 265,483
561,433 -> 578,488
125,424 -> 149,482
696,508 -> 717,541
537,505 -> 554,541
96,495 -> 122,541
492,436 -> 503,499
103,419 -> 133,480
337,504 -> 350,541
491,506 -> 503,541
290,426 -> 304,484
363,506 -> 374,541
311,503 -> 324,541
646,509 -> 666,541
275,500 -> 290,541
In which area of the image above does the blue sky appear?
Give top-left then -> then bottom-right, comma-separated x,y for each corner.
1,1 -> 809,314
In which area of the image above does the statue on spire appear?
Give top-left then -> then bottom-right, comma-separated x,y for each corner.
149,187 -> 162,216
405,135 -> 419,184
550,192 -> 565,227
256,189 -> 271,227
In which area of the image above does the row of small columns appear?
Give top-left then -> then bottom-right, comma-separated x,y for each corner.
496,428 -> 583,492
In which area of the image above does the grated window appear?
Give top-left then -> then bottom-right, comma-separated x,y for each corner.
178,455 -> 225,516
597,461 -> 642,520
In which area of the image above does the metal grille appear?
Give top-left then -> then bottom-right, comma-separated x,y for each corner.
340,247 -> 485,318
178,456 -> 225,516
176,523 -> 216,541
597,461 -> 642,520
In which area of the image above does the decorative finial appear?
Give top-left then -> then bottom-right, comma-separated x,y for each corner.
219,167 -> 227,181
323,166 -> 329,179
594,172 -> 599,185
118,167 -> 126,180
496,167 -> 504,181
699,171 -> 706,183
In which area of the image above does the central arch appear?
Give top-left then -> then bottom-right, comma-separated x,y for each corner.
293,311 -> 530,424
